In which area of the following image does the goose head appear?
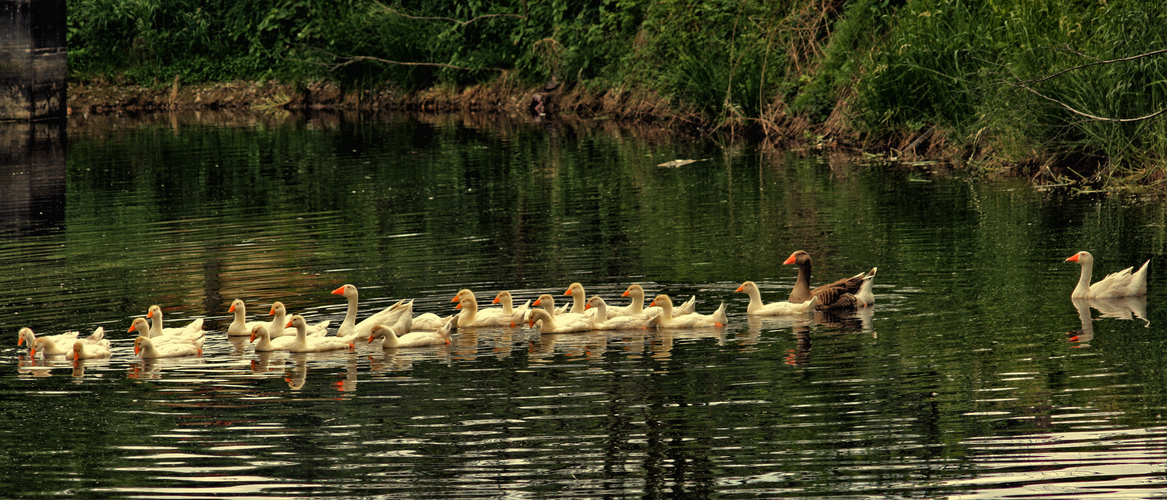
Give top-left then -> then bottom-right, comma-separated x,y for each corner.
783,250 -> 811,267
532,294 -> 556,310
527,308 -> 553,328
621,285 -> 643,299
17,327 -> 34,346
128,317 -> 152,336
250,324 -> 269,343
331,284 -> 358,299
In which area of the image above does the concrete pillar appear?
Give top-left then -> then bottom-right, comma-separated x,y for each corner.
0,0 -> 67,121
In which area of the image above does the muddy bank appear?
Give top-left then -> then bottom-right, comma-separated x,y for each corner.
66,79 -> 699,128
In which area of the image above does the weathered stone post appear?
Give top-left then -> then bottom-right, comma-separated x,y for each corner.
0,0 -> 67,120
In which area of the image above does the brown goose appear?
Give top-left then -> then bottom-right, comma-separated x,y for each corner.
783,250 -> 877,310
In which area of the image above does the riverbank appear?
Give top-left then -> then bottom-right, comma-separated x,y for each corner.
62,79 -> 1051,185
68,79 -> 700,126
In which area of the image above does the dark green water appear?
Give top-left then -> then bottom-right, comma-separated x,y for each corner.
2,111 -> 1166,498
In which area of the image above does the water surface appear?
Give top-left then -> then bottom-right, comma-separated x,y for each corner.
2,111 -> 1166,498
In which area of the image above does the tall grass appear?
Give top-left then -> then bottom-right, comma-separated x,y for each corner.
858,0 -> 1167,184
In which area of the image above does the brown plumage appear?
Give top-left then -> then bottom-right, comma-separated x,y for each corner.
784,250 -> 876,310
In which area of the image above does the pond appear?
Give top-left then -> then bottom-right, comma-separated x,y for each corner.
2,110 -> 1166,499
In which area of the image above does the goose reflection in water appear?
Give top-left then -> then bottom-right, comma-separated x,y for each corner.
1068,296 -> 1149,346
250,350 -> 288,375
127,356 -> 206,380
71,356 -> 112,379
284,355 -> 308,390
17,355 -> 55,377
739,314 -> 815,356
367,345 -> 452,374
651,328 -> 726,362
528,330 -> 610,363
815,306 -> 876,334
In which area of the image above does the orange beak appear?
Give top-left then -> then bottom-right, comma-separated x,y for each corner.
269,306 -> 277,315
228,303 -> 237,313
30,347 -> 37,356
450,295 -> 460,303
492,296 -> 501,304
134,345 -> 140,355
735,285 -> 745,292
783,252 -> 798,265
17,337 -> 24,346
533,298 -> 542,306
621,290 -> 630,297
649,300 -> 658,307
128,323 -> 137,333
528,320 -> 536,328
1065,254 -> 1081,263
249,333 -> 256,343
286,320 -> 293,328
146,309 -> 155,318
331,286 -> 345,295
455,302 -> 463,310
564,288 -> 573,296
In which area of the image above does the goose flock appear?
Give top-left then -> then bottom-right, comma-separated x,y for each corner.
14,250 -> 1149,364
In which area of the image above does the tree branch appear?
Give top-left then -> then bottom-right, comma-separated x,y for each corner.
1009,80 -> 1167,123
1020,47 -> 1167,85
1006,48 -> 1167,123
300,47 -> 505,73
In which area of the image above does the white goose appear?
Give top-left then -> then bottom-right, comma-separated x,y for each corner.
226,299 -> 267,337
129,317 -> 203,344
649,294 -> 728,328
526,307 -> 595,334
1066,251 -> 1149,299
586,296 -> 662,330
368,318 -> 454,349
146,305 -> 204,338
331,284 -> 409,339
18,327 -> 79,354
134,335 -> 204,358
532,294 -> 591,324
606,284 -> 697,318
287,315 -> 351,353
377,296 -> 452,332
491,291 -> 531,326
452,289 -> 504,327
31,327 -> 105,357
266,302 -> 330,338
564,282 -> 599,317
250,324 -> 295,352
70,336 -> 112,361
736,281 -> 818,315
409,308 -> 454,331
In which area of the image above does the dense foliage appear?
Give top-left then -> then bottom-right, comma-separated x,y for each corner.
67,0 -> 1167,186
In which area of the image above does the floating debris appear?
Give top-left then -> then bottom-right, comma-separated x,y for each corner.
656,159 -> 704,168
